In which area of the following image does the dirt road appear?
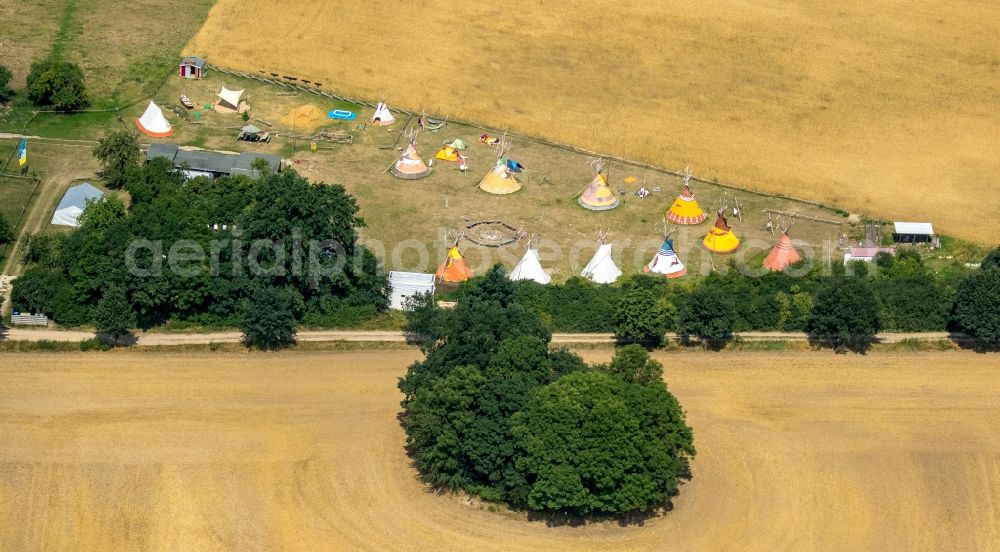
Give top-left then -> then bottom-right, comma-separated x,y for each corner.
1,350 -> 997,551
0,327 -> 955,345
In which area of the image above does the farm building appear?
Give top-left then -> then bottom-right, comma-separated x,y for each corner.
179,56 -> 206,79
892,222 -> 935,244
388,271 -> 435,310
843,246 -> 895,264
50,183 -> 104,227
146,144 -> 281,179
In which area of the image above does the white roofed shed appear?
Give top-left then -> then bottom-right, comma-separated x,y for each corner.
892,222 -> 935,243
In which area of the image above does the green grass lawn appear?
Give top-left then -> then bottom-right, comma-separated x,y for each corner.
0,176 -> 38,232
0,141 -> 40,239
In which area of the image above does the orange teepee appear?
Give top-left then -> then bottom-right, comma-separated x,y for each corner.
762,233 -> 803,271
436,246 -> 474,283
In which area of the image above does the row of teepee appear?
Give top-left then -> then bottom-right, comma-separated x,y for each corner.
435,230 -> 803,286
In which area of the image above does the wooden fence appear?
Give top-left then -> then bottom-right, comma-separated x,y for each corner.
10,313 -> 48,327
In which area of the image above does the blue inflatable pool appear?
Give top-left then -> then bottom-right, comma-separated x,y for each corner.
328,109 -> 356,120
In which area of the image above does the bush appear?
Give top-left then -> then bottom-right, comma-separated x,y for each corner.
94,286 -> 136,344
807,277 -> 881,351
951,266 -> 1000,343
94,131 -> 142,190
20,233 -> 63,266
876,272 -> 950,331
26,59 -> 87,111
239,285 -> 298,350
0,213 -> 13,245
678,277 -> 737,346
613,286 -> 668,345
10,266 -> 62,315
0,65 -> 15,103
981,246 -> 1000,271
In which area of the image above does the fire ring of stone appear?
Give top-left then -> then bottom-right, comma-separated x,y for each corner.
464,220 -> 522,247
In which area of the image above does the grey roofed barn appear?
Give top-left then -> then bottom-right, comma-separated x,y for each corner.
146,143 -> 281,178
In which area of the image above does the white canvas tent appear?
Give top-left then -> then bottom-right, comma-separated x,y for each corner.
389,271 -> 436,310
51,183 -> 104,227
217,87 -> 245,110
581,243 -> 622,284
509,248 -> 551,284
135,101 -> 173,137
371,102 -> 395,126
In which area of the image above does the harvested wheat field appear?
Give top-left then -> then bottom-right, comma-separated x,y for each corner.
185,1 -> 1000,243
2,350 -> 999,550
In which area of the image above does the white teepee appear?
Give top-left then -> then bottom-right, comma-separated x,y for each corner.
371,102 -> 395,126
581,242 -> 622,284
509,246 -> 551,284
135,101 -> 173,137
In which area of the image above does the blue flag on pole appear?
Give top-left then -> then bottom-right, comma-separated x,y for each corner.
17,137 -> 27,167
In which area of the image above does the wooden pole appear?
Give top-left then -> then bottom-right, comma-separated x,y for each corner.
762,208 -> 842,225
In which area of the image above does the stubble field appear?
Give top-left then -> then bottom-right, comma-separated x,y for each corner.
2,350 -> 998,551
184,0 -> 1000,244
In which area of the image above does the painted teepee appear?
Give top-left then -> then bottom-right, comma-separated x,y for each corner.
581,232 -> 622,284
392,131 -> 431,180
645,226 -> 687,278
135,101 -> 173,137
478,132 -> 521,195
371,101 -> 395,126
509,237 -> 551,284
665,167 -> 707,225
436,233 -> 474,284
578,159 -> 620,211
702,213 -> 741,254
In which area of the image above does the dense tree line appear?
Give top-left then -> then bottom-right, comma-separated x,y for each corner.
499,247 -> 997,346
400,267 -> 695,516
11,152 -> 388,347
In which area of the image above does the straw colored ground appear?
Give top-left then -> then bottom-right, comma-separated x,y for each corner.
185,0 -> 1000,244
2,350 -> 998,551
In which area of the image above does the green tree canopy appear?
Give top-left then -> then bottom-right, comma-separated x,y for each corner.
11,159 -> 388,331
94,285 -> 136,344
678,276 -> 737,346
807,276 -> 881,351
26,59 -> 87,111
511,370 -> 695,515
981,246 -> 1000,272
94,131 -> 142,190
601,344 -> 663,385
0,65 -> 14,103
613,286 -> 668,345
399,265 -> 550,403
951,266 -> 1000,343
0,212 -> 13,245
79,194 -> 127,232
239,285 -> 299,350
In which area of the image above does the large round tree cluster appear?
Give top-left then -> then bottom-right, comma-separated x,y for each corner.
399,267 -> 695,516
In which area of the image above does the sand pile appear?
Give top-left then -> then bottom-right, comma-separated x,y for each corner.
280,104 -> 326,130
